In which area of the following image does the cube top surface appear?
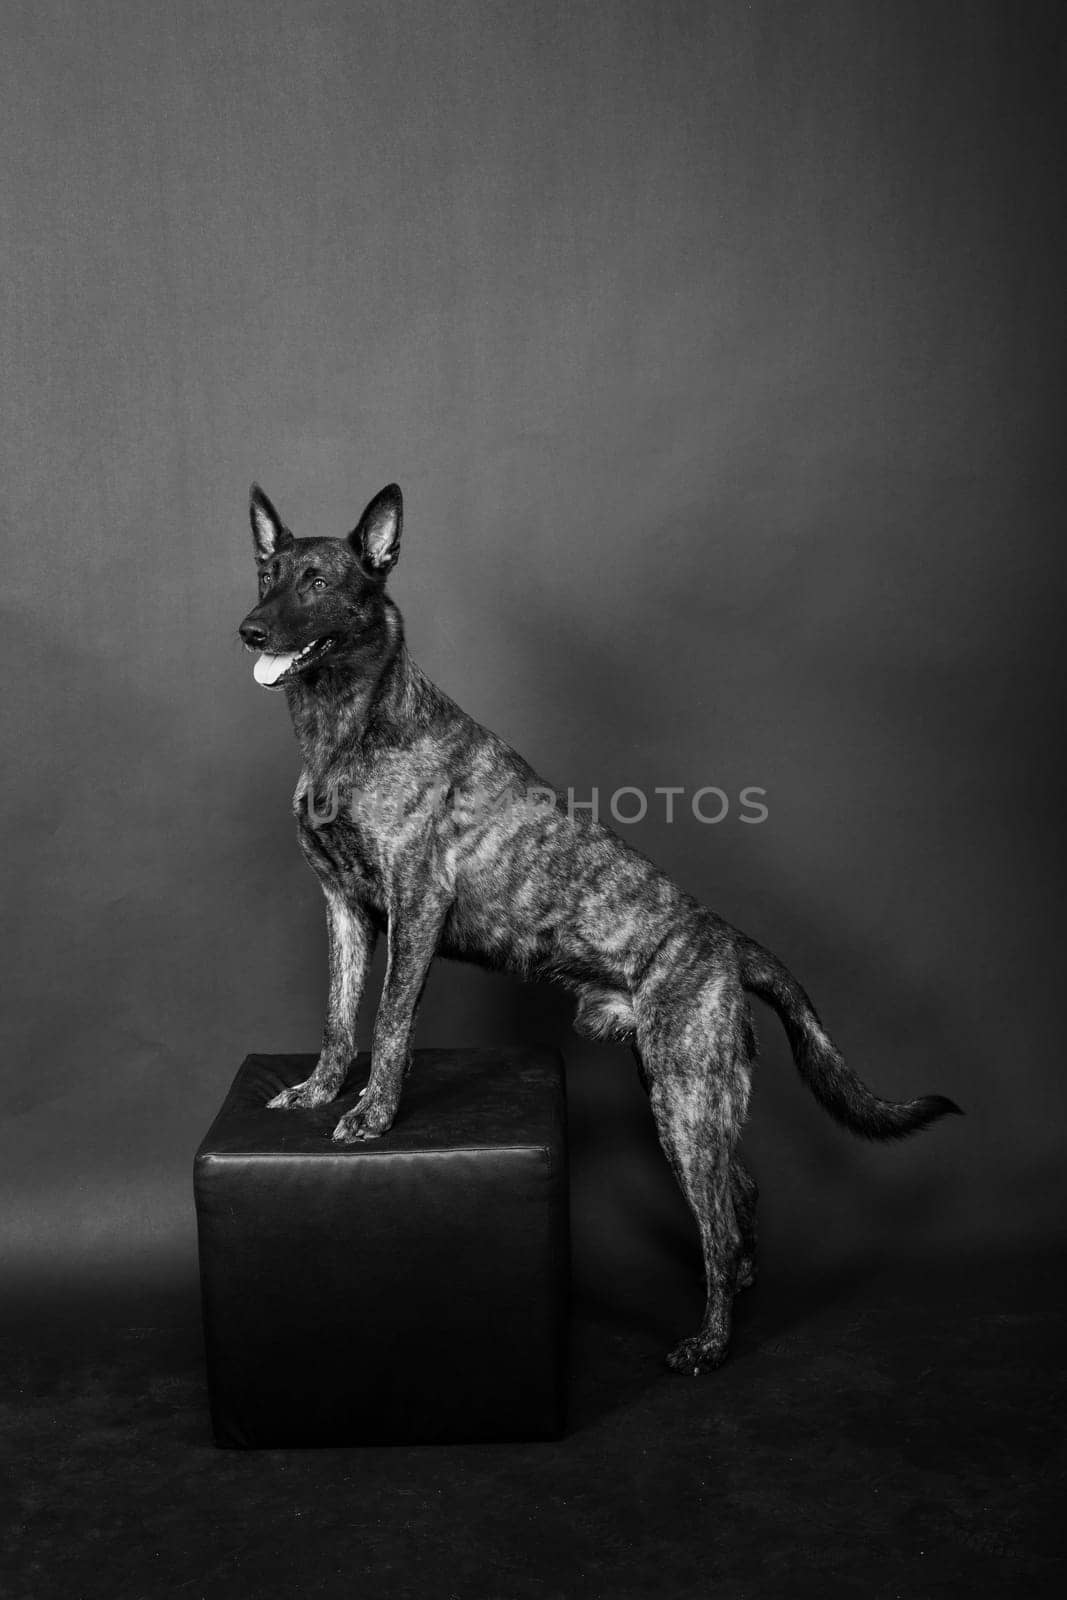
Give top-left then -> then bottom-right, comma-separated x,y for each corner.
196,1046 -> 566,1162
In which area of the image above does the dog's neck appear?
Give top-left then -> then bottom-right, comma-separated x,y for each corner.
284,604 -> 434,774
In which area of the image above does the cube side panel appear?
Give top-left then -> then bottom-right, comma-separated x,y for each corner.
194,1141 -> 568,1447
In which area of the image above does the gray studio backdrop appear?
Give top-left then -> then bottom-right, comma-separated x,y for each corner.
2,2 -> 1063,1303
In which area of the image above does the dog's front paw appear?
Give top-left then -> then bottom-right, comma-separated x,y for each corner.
332,1091 -> 396,1143
665,1334 -> 728,1377
266,1075 -> 340,1111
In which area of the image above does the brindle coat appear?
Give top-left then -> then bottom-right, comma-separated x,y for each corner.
238,482 -> 961,1374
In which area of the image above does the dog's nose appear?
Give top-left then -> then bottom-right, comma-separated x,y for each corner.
239,619 -> 269,648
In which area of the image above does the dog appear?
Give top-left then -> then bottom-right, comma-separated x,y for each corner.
238,480 -> 962,1375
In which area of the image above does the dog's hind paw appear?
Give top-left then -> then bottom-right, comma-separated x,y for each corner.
735,1256 -> 757,1292
665,1334 -> 728,1376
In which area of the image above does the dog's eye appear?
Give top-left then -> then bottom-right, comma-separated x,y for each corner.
310,577 -> 328,591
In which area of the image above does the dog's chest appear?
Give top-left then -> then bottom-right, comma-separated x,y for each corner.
292,758 -> 439,911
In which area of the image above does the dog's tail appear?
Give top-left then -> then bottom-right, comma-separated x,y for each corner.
737,934 -> 962,1140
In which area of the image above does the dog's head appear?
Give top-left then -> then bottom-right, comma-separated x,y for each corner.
238,484 -> 403,690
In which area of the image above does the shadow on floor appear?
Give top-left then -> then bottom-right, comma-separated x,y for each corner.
2,1243 -> 1065,1600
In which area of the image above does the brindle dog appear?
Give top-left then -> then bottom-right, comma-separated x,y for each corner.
238,481 -> 961,1375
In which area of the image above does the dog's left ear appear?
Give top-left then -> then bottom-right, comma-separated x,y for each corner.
249,484 -> 294,562
350,484 -> 403,576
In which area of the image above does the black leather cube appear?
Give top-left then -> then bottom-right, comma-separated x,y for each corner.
194,1048 -> 569,1447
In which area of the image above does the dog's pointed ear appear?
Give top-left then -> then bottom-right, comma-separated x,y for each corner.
349,484 -> 403,576
249,484 -> 294,561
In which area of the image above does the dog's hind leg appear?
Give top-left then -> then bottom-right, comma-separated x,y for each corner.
731,1153 -> 759,1291
631,1044 -> 652,1096
638,971 -> 752,1373
648,1069 -> 742,1373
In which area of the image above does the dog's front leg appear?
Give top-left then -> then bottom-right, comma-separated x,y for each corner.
332,894 -> 449,1143
268,887 -> 376,1111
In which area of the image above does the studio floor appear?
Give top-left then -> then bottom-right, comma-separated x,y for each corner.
2,1245 -> 1063,1600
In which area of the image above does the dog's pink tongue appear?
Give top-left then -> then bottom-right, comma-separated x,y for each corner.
253,652 -> 298,687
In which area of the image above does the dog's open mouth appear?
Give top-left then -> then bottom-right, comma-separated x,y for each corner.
252,637 -> 336,688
